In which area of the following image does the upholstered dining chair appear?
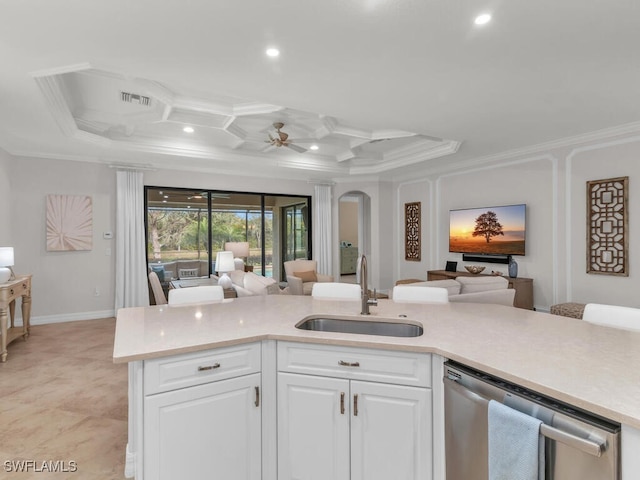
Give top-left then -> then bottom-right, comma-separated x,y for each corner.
168,285 -> 224,305
283,259 -> 333,295
148,271 -> 168,305
582,303 -> 640,331
311,282 -> 361,299
392,285 -> 449,304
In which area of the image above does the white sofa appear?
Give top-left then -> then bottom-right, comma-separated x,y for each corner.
399,276 -> 515,306
226,270 -> 287,297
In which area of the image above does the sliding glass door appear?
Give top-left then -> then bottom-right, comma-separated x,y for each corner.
145,187 -> 310,285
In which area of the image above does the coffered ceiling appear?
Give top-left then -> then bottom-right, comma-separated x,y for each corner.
1,1 -> 639,181
34,66 -> 459,176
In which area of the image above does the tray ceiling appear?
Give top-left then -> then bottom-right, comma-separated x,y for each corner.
1,1 -> 639,181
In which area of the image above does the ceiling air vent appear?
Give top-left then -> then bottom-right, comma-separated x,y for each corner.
120,91 -> 151,106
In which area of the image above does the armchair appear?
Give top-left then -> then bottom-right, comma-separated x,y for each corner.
284,259 -> 333,295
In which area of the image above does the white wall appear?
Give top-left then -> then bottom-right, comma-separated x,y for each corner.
396,131 -> 640,311
9,156 -> 116,322
0,148 -> 11,246
6,157 -> 315,322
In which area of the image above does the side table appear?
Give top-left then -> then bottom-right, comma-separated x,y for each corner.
0,275 -> 32,362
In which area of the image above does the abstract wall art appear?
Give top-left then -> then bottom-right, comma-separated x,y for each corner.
46,194 -> 93,251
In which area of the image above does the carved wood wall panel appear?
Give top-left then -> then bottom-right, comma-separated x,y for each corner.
404,202 -> 421,261
586,177 -> 628,276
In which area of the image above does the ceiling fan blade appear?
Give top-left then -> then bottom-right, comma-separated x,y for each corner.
286,144 -> 307,153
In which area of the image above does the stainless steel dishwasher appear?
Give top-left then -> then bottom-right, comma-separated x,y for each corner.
444,360 -> 620,480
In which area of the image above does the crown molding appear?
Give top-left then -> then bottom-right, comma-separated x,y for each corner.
30,62 -> 93,78
32,74 -> 77,137
234,102 -> 284,116
349,140 -> 461,175
454,121 -> 640,175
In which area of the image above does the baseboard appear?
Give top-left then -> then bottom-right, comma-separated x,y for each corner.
26,310 -> 116,326
124,443 -> 136,478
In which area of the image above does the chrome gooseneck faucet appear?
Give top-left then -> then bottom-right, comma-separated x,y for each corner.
359,254 -> 378,315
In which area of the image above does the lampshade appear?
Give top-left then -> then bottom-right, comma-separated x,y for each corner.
224,242 -> 249,258
0,247 -> 14,267
0,247 -> 14,283
215,251 -> 235,273
215,251 -> 235,289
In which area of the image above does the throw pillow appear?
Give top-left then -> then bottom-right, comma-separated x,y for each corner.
294,270 -> 317,283
179,268 -> 199,278
151,265 -> 165,282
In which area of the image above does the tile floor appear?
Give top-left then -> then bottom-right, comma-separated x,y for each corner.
0,318 -> 128,479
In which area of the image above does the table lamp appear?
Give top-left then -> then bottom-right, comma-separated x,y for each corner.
0,247 -> 15,283
224,242 -> 250,270
215,251 -> 235,289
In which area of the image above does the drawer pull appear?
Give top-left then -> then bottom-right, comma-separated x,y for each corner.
353,394 -> 359,416
338,360 -> 360,367
197,363 -> 221,372
340,392 -> 345,414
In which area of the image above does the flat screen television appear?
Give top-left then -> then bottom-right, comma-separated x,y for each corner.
449,204 -> 526,256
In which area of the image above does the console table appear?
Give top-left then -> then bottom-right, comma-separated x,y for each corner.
427,270 -> 534,310
0,275 -> 32,362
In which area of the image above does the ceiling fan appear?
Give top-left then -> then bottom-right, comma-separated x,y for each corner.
266,122 -> 307,153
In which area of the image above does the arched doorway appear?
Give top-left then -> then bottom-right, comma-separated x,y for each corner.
338,191 -> 371,283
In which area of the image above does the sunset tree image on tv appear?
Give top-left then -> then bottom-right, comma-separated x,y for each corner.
449,204 -> 526,255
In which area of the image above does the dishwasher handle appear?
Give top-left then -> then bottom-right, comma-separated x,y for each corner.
443,376 -> 605,458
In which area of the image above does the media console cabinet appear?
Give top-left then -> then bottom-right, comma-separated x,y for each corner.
427,270 -> 534,310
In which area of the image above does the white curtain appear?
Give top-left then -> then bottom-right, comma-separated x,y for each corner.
115,170 -> 149,309
313,184 -> 333,276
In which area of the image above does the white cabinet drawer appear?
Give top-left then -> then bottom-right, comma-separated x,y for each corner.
277,342 -> 431,388
144,342 -> 261,395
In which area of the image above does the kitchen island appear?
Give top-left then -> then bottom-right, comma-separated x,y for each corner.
114,295 -> 640,479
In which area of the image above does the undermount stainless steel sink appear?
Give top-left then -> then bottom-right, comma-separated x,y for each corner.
296,317 -> 423,337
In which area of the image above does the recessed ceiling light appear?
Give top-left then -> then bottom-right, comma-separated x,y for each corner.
474,13 -> 491,25
266,47 -> 280,58
183,126 -> 194,133
310,145 -> 319,151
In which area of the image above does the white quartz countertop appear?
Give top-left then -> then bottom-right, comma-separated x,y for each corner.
113,295 -> 640,428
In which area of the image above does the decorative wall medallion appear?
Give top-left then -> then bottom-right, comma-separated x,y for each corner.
46,194 -> 93,251
405,202 -> 421,261
586,177 -> 628,276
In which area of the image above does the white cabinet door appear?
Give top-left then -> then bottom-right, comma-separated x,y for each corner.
278,372 -> 350,480
350,380 -> 432,480
145,373 -> 261,480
